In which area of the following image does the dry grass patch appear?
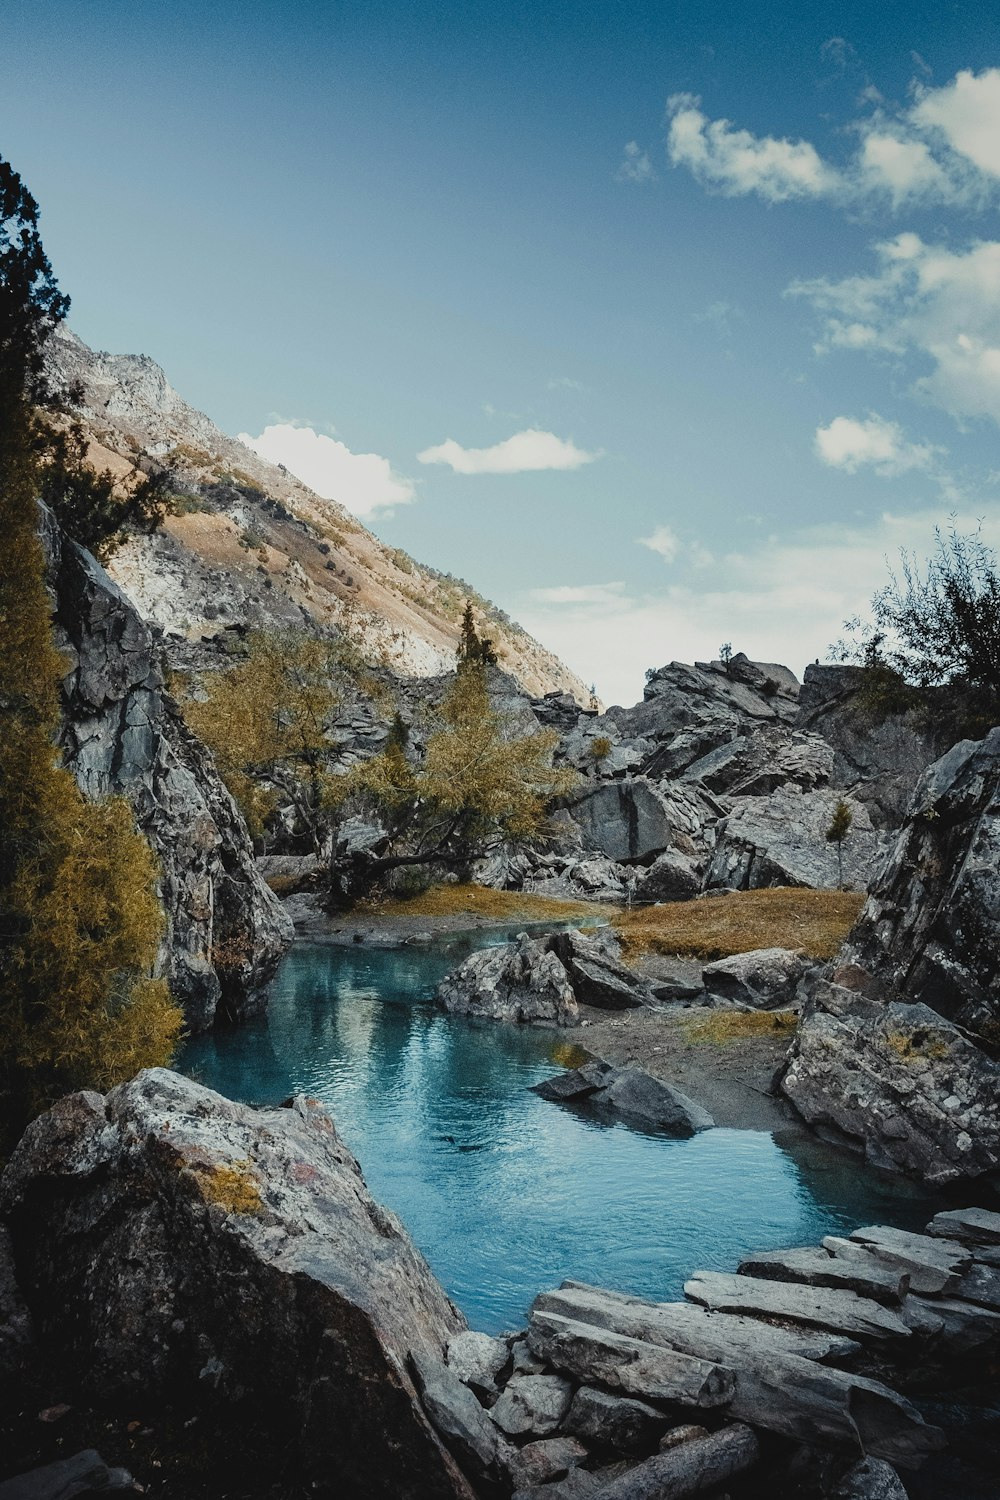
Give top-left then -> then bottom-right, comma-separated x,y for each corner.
683,1010 -> 799,1045
367,882 -> 605,924
616,887 -> 864,963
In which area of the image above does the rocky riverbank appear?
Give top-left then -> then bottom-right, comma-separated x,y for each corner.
3,1072 -> 998,1499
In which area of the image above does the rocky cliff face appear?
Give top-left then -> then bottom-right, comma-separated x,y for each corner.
48,328 -> 592,703
45,509 -> 292,1032
841,729 -> 1000,1048
782,729 -> 1000,1186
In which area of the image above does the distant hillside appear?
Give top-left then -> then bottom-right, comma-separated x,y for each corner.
48,328 -> 593,702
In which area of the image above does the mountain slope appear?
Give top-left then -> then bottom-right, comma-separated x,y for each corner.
48,328 -> 593,702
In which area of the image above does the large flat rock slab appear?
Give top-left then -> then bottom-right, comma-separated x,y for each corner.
683,1271 -> 912,1342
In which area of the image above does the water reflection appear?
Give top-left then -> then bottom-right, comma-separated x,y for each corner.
183,938 -> 941,1333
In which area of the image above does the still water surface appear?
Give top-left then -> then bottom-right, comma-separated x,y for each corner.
183,935 -> 938,1333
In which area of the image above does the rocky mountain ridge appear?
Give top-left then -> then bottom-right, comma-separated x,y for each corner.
48,327 -> 593,703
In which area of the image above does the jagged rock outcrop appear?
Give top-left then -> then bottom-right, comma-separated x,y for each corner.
797,665 -> 939,828
705,788 -> 880,892
781,981 -> 1000,1185
436,929 -> 652,1025
0,1071 -> 472,1500
569,779 -> 717,867
45,510 -> 292,1031
839,729 -> 1000,1048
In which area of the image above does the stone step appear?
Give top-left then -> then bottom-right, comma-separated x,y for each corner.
541,1282 -> 862,1363
822,1233 -> 965,1297
927,1207 -> 1000,1248
526,1310 -> 735,1409
683,1271 -> 912,1342
736,1246 -> 908,1305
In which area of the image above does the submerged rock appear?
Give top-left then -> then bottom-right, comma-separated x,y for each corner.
533,1062 -> 714,1137
0,1070 -> 472,1500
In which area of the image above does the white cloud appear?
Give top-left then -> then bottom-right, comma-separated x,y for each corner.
814,414 -> 940,476
666,94 -> 837,202
518,507 -> 1000,708
530,582 -> 626,606
912,68 -> 1000,179
417,428 -> 600,475
857,131 -> 954,208
638,524 -> 681,561
238,423 -> 415,518
617,141 -> 655,183
664,68 -> 1000,212
792,234 -> 1000,426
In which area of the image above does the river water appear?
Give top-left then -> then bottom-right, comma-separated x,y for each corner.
182,934 -> 939,1334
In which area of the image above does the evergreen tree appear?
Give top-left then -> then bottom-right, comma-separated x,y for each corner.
0,155 -> 182,1131
825,800 -> 853,890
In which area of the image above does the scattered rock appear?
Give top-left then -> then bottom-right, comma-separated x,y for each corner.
508,1437 -> 589,1489
489,1373 -> 574,1437
701,948 -> 807,1010
411,1351 -> 513,1485
633,850 -> 701,903
830,1456 -> 910,1500
549,929 -> 653,1010
563,1385 -> 669,1455
445,1329 -> 509,1398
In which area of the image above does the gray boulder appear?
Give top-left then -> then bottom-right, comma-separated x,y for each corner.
549,928 -> 653,1010
570,778 -> 714,866
705,787 -> 880,891
534,1063 -> 714,1137
490,1373 -> 574,1437
435,934 -> 579,1025
831,1456 -> 909,1500
564,1385 -> 669,1454
0,1070 -> 472,1500
840,729 -> 1000,1048
781,982 -> 1000,1185
445,1329 -> 510,1398
46,513 -> 292,1032
633,849 -> 701,903
411,1352 -> 514,1486
701,948 -> 807,1010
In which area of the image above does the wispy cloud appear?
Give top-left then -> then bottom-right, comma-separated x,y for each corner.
666,93 -> 836,203
530,582 -> 626,606
814,414 -> 941,476
638,524 -> 681,562
616,141 -> 655,183
238,422 -> 415,517
417,429 -> 600,475
791,233 -> 1000,427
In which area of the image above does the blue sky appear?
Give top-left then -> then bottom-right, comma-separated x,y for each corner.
4,0 -> 1000,703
